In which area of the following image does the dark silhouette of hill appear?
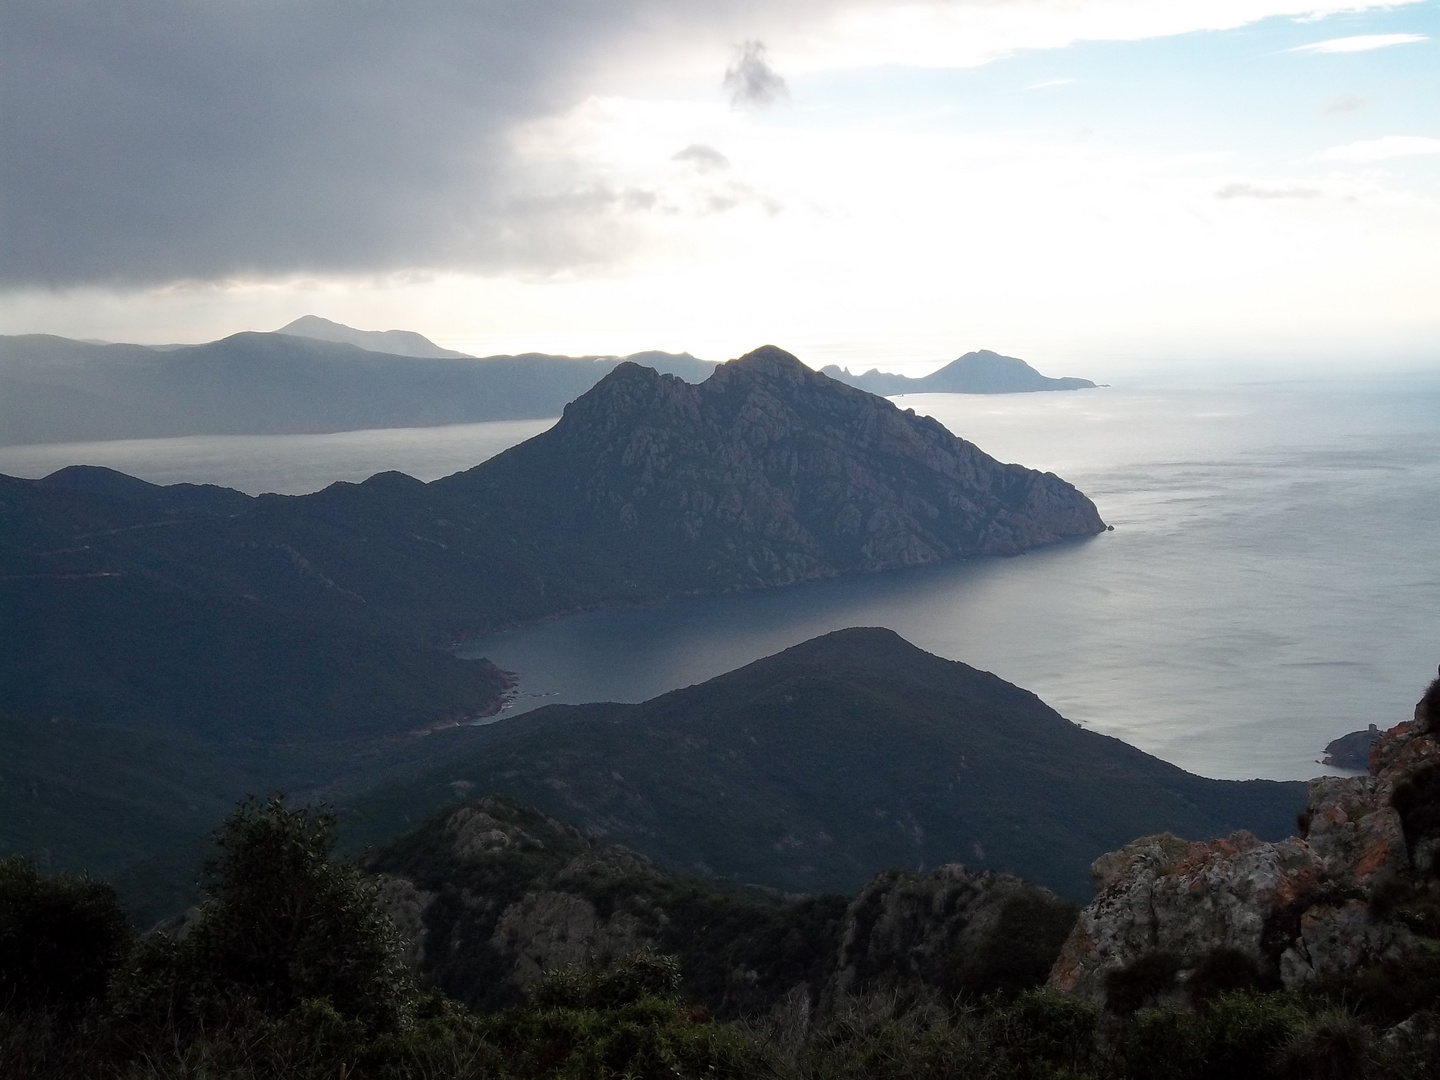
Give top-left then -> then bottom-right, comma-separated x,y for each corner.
821,349 -> 1096,395
0,330 -> 713,444
347,629 -> 1304,903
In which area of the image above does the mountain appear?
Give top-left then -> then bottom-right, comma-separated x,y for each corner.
346,628 -> 1304,903
276,315 -> 472,358
366,793 -> 1077,1016
821,350 -> 1096,396
0,350 -> 1106,906
0,331 -> 714,444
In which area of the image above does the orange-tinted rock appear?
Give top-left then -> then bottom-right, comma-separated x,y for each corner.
1049,711 -> 1440,1005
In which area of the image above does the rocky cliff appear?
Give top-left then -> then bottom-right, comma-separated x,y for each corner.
452,345 -> 1106,591
370,794 -> 1074,1017
1049,669 -> 1440,1008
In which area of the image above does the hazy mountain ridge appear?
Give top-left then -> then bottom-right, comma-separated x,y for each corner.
277,314 -> 472,358
821,349 -> 1096,395
0,329 -> 713,445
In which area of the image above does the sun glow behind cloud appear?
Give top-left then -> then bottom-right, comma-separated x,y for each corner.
2,0 -> 1437,372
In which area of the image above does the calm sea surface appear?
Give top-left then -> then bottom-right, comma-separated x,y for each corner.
4,377 -> 1437,781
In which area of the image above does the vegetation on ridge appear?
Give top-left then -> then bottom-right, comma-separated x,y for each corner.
4,795 -> 1440,1079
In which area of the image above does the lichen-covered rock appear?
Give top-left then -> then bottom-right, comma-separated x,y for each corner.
490,889 -> 656,991
1049,708 -> 1440,1006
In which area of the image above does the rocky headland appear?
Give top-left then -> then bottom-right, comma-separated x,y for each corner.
1049,670 -> 1440,1007
820,349 -> 1096,396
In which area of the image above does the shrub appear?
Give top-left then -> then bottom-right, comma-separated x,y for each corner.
1274,1007 -> 1369,1080
1105,952 -> 1181,1016
1186,948 -> 1274,1007
529,949 -> 683,1011
183,796 -> 416,1030
1392,763 -> 1440,855
1114,1004 -> 1205,1080
0,857 -> 133,1020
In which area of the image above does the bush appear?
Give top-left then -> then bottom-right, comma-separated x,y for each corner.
183,796 -> 416,1030
0,857 -> 133,1019
529,949 -> 683,1011
1105,952 -> 1181,1016
1274,1007 -> 1369,1080
1187,948 -> 1274,1007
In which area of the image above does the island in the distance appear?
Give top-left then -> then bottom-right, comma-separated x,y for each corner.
821,349 -> 1096,395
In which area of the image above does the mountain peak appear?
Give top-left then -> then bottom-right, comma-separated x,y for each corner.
275,315 -> 469,359
460,344 -> 1106,588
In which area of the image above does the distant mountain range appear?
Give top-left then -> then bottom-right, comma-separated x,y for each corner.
821,350 -> 1096,395
0,346 -> 1106,913
276,314 -> 473,359
350,629 -> 1303,904
0,320 -> 1093,446
0,326 -> 712,445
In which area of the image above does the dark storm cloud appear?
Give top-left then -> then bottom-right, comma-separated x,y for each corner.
0,1 -> 812,288
722,40 -> 789,108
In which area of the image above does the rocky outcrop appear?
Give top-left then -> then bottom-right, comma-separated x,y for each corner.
827,864 -> 1077,1004
1049,693 -> 1440,1006
1323,725 -> 1381,769
372,794 -> 1081,1016
820,350 -> 1096,396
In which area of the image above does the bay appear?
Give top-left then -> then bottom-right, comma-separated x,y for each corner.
457,375 -> 1440,783
3,375 -> 1436,782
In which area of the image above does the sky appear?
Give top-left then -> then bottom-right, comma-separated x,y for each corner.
2,0 -> 1437,379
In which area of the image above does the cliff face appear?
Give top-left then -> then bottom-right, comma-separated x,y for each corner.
1049,681 -> 1440,1006
371,794 -> 1074,1016
456,346 -> 1106,591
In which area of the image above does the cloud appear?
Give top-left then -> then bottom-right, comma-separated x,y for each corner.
1317,136 -> 1440,163
1215,182 -> 1322,199
672,144 -> 732,172
1324,96 -> 1367,114
1289,33 -> 1427,54
722,40 -> 789,108
0,0 -> 1422,292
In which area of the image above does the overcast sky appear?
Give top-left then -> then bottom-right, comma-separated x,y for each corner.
2,0 -> 1437,376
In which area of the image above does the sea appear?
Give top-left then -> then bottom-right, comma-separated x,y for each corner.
4,375 -> 1437,783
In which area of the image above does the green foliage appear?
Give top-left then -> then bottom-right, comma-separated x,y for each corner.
1186,947 -> 1276,1007
482,994 -> 764,1079
1274,1007 -> 1370,1080
530,951 -> 683,1011
187,796 -> 416,1029
0,856 -> 132,1018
